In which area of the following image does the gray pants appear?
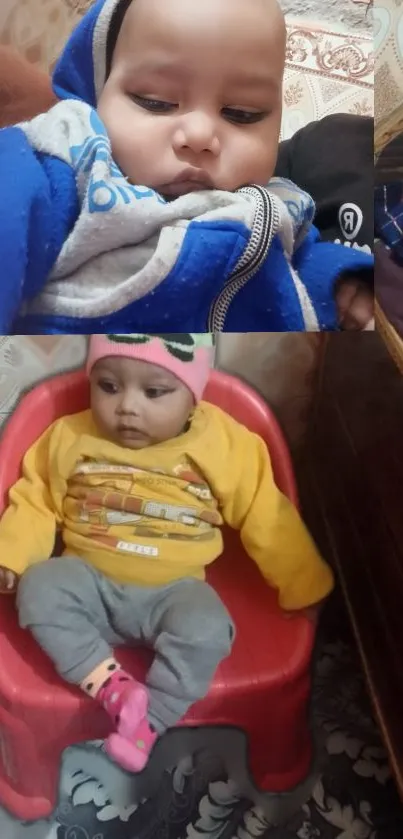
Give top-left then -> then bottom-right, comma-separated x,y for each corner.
17,557 -> 234,732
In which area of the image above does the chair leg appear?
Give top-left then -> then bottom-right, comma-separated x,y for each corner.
0,702 -> 60,820
242,678 -> 313,792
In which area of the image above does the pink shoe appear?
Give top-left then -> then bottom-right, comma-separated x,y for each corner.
106,716 -> 158,772
96,669 -> 157,771
97,668 -> 147,727
106,681 -> 149,736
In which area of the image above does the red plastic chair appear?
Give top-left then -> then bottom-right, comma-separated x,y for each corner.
0,369 -> 315,820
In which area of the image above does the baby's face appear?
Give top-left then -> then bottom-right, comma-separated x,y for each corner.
97,0 -> 285,196
90,357 -> 194,449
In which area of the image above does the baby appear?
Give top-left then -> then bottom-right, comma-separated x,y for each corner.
0,333 -> 334,772
0,0 -> 373,333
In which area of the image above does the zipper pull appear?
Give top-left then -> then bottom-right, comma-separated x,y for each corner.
207,186 -> 281,331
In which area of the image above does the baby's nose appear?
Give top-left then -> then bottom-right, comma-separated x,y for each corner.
173,113 -> 220,156
118,393 -> 140,415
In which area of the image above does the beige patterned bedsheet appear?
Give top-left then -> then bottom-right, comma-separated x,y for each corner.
282,21 -> 373,139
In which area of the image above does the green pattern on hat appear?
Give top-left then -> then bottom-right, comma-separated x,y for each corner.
106,334 -> 213,363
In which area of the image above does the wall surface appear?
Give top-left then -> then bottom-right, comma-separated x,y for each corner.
0,336 -> 87,425
216,333 -> 324,448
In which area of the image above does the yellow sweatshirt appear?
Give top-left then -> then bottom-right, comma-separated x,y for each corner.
0,403 -> 334,610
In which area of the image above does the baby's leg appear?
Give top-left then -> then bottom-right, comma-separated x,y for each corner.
105,578 -> 234,772
17,557 -> 148,754
145,579 -> 235,731
16,557 -> 122,682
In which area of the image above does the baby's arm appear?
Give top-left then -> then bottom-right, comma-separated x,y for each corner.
0,126 -> 61,331
292,225 -> 374,331
0,425 -> 59,586
218,420 -> 334,612
275,115 -> 374,330
283,600 -> 324,624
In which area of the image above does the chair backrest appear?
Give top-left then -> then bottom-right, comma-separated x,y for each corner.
0,368 -> 298,514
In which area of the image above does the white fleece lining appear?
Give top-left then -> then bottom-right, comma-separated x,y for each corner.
93,0 -> 121,103
290,264 -> 320,331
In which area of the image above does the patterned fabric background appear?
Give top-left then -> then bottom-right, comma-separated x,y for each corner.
281,23 -> 373,138
0,0 -> 373,141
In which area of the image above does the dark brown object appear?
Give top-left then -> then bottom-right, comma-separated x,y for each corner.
375,105 -> 403,181
375,112 -> 403,359
375,243 -> 403,339
297,332 -> 403,798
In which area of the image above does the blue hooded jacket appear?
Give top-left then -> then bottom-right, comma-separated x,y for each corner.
0,0 -> 373,334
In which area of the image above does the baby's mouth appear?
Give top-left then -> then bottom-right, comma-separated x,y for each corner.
162,181 -> 212,197
117,425 -> 147,440
158,168 -> 215,198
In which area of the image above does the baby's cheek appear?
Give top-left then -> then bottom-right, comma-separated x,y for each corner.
230,128 -> 278,188
250,135 -> 278,184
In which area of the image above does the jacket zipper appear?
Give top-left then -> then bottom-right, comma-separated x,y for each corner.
207,185 -> 279,331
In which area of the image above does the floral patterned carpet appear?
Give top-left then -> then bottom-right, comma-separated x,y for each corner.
1,601 -> 402,839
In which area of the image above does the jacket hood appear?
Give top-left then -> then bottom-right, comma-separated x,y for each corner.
52,0 -> 126,106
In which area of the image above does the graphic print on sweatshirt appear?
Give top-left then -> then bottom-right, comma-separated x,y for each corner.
67,458 -> 220,556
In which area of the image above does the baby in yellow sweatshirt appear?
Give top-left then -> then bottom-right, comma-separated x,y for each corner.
0,333 -> 333,773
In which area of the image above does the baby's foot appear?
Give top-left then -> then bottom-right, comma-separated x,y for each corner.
96,667 -> 147,729
92,665 -> 157,770
106,714 -> 158,772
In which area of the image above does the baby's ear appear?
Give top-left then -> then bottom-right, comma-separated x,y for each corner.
0,46 -> 57,129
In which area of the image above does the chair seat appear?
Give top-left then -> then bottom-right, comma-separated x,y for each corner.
0,537 -> 313,698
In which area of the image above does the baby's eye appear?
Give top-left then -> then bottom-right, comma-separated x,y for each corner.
98,379 -> 118,394
145,387 -> 171,399
222,107 -> 268,125
131,95 -> 178,114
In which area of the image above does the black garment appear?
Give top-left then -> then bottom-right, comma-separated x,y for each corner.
276,114 -> 373,251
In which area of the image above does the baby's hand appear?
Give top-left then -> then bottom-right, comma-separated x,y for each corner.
335,276 -> 374,331
282,604 -> 321,623
0,566 -> 18,592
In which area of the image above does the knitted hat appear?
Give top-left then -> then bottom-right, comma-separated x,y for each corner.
86,334 -> 214,402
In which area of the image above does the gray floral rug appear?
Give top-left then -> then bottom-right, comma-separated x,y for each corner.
1,613 -> 402,839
